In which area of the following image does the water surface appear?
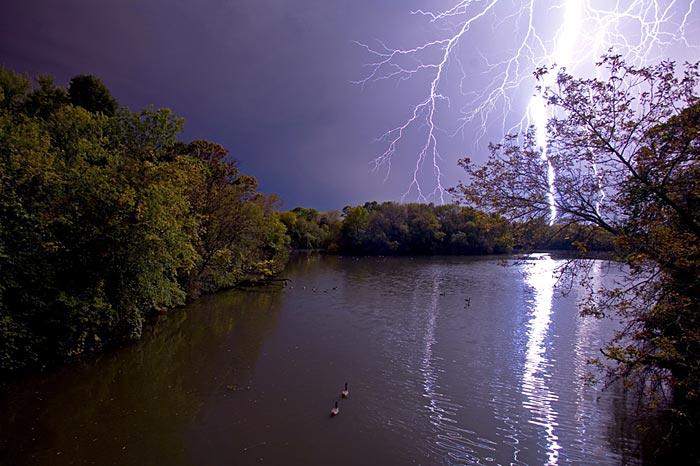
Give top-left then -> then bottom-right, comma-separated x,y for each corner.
0,254 -> 641,465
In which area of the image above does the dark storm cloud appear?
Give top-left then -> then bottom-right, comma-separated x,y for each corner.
1,0 -> 430,210
2,1 -> 697,209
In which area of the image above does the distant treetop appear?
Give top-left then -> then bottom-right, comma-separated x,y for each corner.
68,74 -> 117,116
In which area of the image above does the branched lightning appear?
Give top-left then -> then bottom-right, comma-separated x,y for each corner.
356,0 -> 697,210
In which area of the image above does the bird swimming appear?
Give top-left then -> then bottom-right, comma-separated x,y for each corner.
330,401 -> 340,417
341,382 -> 349,398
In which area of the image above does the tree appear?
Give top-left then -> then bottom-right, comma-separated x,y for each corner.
178,140 -> 288,297
68,74 -> 118,116
453,55 -> 699,458
0,68 -> 289,375
339,206 -> 370,252
25,75 -> 68,118
0,67 -> 31,112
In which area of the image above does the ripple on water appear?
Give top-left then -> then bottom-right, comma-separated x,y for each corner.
0,256 -> 643,466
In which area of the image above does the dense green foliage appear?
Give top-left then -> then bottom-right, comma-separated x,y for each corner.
177,140 -> 289,298
68,75 -> 118,116
280,201 -> 612,255
0,68 -> 288,374
337,202 -> 513,255
279,207 -> 340,250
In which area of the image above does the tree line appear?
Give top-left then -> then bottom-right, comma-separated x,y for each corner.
0,68 -> 289,374
280,202 -> 613,255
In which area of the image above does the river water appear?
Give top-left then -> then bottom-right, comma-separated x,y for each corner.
0,254 -> 642,465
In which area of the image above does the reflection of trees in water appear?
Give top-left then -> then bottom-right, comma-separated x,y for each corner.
568,261 -> 682,465
0,287 -> 284,466
606,379 -> 698,465
570,260 -> 607,461
604,381 -> 644,465
332,255 -> 490,289
283,251 -> 324,274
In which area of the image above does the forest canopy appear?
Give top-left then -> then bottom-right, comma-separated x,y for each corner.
279,201 -> 613,255
0,68 -> 289,374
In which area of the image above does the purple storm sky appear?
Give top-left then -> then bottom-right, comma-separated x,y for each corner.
1,0 -> 698,210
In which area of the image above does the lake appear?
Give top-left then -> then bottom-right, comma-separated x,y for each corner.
0,254 -> 642,465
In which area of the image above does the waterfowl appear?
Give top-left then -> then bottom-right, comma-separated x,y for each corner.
330,401 -> 340,417
341,382 -> 349,398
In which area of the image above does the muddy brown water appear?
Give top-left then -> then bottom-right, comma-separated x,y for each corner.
0,254 -> 642,465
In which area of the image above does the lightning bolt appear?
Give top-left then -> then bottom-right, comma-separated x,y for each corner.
356,0 -> 697,212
